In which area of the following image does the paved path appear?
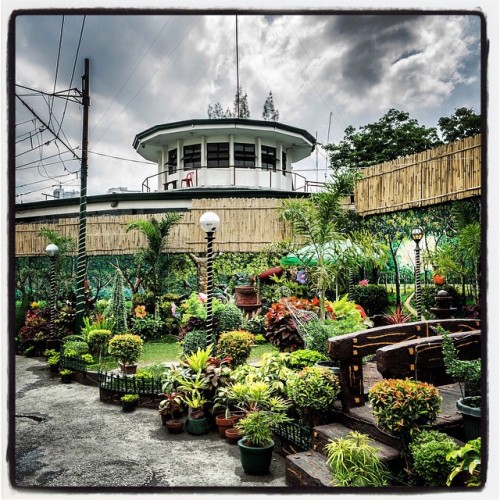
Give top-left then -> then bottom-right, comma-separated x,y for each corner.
10,355 -> 287,492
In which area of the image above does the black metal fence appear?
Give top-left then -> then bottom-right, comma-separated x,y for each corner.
273,420 -> 312,451
59,354 -> 88,372
98,371 -> 163,396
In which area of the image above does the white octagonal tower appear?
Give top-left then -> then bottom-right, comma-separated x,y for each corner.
133,118 -> 316,192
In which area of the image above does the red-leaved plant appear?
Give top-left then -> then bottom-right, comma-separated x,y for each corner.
383,305 -> 412,325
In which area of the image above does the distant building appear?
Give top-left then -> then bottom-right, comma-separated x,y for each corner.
106,187 -> 141,194
53,187 -> 80,199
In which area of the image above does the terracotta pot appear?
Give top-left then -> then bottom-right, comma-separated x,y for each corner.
118,362 -> 138,375
165,419 -> 184,434
215,415 -> 235,437
234,286 -> 261,307
225,427 -> 244,444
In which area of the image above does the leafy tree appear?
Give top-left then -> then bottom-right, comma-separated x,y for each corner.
108,267 -> 128,333
126,213 -> 183,317
207,101 -> 226,119
262,90 -> 279,121
279,171 -> 385,320
438,107 -> 481,143
325,109 -> 442,173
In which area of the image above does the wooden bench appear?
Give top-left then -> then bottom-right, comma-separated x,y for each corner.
327,319 -> 480,410
376,330 -> 481,386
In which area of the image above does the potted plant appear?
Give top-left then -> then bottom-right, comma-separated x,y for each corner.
234,273 -> 261,309
216,330 -> 255,368
440,329 -> 482,441
59,368 -> 73,384
232,380 -> 290,475
324,431 -> 390,486
177,373 -> 210,435
46,351 -> 60,373
158,391 -> 184,434
120,393 -> 139,412
368,378 -> 442,474
108,333 -> 144,374
286,365 -> 340,426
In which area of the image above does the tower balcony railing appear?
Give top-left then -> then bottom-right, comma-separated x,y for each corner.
141,166 -> 326,194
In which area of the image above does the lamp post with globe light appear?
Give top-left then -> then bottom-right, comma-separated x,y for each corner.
199,212 -> 220,350
45,243 -> 59,338
411,227 -> 424,320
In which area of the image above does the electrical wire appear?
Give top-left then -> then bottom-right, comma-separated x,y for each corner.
48,16 -> 65,129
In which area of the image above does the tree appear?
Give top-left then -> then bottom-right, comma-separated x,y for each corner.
233,86 -> 250,118
126,213 -> 183,317
279,171 -> 385,319
262,91 -> 279,121
438,107 -> 481,143
108,267 -> 128,333
325,109 -> 442,173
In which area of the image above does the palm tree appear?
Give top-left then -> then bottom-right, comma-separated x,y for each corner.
126,213 -> 183,318
279,171 -> 386,320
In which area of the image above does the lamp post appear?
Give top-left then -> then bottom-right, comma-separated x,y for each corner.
46,243 -> 59,338
411,227 -> 424,320
199,211 -> 220,350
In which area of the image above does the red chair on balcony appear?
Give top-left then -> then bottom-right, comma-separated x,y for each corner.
181,171 -> 194,187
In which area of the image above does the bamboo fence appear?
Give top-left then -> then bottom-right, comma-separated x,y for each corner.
15,197 -> 294,257
354,134 -> 481,216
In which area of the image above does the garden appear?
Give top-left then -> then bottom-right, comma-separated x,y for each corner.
15,174 -> 482,488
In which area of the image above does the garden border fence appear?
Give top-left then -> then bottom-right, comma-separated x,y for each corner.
98,371 -> 163,396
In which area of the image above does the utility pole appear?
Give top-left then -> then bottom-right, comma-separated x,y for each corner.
235,15 -> 240,117
75,58 -> 90,332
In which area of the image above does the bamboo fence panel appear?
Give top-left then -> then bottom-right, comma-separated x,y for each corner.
15,197 -> 293,257
354,134 -> 481,215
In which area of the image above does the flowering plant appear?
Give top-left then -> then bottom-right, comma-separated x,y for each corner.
358,279 -> 369,286
134,305 -> 147,318
432,274 -> 445,285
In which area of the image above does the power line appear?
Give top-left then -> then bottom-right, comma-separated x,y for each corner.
48,15 -> 65,129
88,149 -> 153,164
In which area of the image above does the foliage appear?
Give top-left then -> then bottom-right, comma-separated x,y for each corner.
446,438 -> 481,487
350,284 -> 389,317
18,307 -> 51,349
438,107 -> 481,143
47,352 -> 60,366
181,329 -> 208,355
235,408 -> 290,447
421,285 -> 464,313
180,345 -> 214,373
285,349 -> 328,370
262,90 -> 279,121
120,393 -> 139,403
62,340 -> 90,357
368,379 -> 442,440
59,369 -> 73,376
287,365 -> 340,412
158,391 -> 183,420
81,353 -> 94,364
303,317 -> 365,355
241,315 -> 266,336
108,269 -> 128,334
409,430 -> 459,486
326,108 -> 441,172
383,305 -> 412,325
207,85 -> 250,119
253,333 -> 267,344
216,330 -> 255,367
214,303 -> 244,335
279,171 -> 365,320
325,431 -> 390,487
180,292 -> 222,324
439,327 -> 481,397
108,334 -> 144,365
86,329 -> 112,356
82,314 -> 115,338
53,303 -> 76,339
126,213 -> 183,317
131,316 -> 165,341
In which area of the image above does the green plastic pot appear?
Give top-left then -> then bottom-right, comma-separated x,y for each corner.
237,438 -> 275,475
457,397 -> 481,441
186,416 -> 210,436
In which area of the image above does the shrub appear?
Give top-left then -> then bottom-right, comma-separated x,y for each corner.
47,352 -> 60,366
242,315 -> 266,336
108,334 -> 144,365
368,379 -> 442,441
287,365 -> 340,425
303,318 -> 365,355
121,394 -> 139,403
325,431 -> 390,487
409,430 -> 459,486
182,329 -> 208,355
217,330 -> 255,367
383,305 -> 412,324
62,340 -> 90,357
285,349 -> 328,370
350,284 -> 389,317
81,353 -> 94,364
108,269 -> 128,333
253,334 -> 267,344
446,437 -> 481,487
131,316 -> 165,340
53,303 -> 76,339
18,307 -> 51,349
87,329 -> 112,355
214,303 -> 243,334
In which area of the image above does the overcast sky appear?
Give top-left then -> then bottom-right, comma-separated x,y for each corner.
12,9 -> 483,202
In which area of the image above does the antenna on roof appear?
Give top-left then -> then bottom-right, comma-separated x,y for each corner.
236,15 -> 240,117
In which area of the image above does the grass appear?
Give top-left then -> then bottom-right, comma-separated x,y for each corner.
87,338 -> 277,372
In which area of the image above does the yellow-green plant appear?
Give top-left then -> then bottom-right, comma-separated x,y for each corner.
325,431 -> 390,486
216,330 -> 255,367
446,437 -> 481,487
108,333 -> 144,365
